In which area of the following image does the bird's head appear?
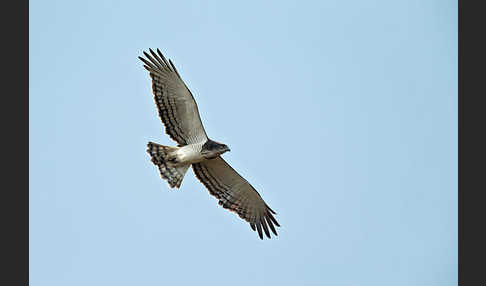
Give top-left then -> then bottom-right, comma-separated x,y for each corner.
219,143 -> 231,154
202,140 -> 230,159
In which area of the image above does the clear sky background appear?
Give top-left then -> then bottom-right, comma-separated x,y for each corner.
30,0 -> 457,285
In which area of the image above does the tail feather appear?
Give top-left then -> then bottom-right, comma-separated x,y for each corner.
147,142 -> 189,188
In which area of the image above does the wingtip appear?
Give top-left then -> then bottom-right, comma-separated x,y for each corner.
256,223 -> 263,240
266,216 -> 278,236
261,218 -> 271,239
267,211 -> 280,227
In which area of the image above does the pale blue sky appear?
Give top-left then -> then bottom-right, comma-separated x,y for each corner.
30,0 -> 457,285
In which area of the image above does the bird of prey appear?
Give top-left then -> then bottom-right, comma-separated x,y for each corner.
139,49 -> 280,240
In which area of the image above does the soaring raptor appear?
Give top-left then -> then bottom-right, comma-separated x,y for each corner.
139,49 -> 280,240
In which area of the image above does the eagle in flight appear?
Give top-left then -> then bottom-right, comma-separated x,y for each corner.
139,49 -> 280,239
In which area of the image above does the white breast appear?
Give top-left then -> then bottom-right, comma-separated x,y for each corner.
176,143 -> 205,164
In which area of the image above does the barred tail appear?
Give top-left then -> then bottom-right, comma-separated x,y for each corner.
147,141 -> 189,188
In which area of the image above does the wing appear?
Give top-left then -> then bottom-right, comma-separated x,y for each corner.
192,157 -> 280,240
139,49 -> 208,146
